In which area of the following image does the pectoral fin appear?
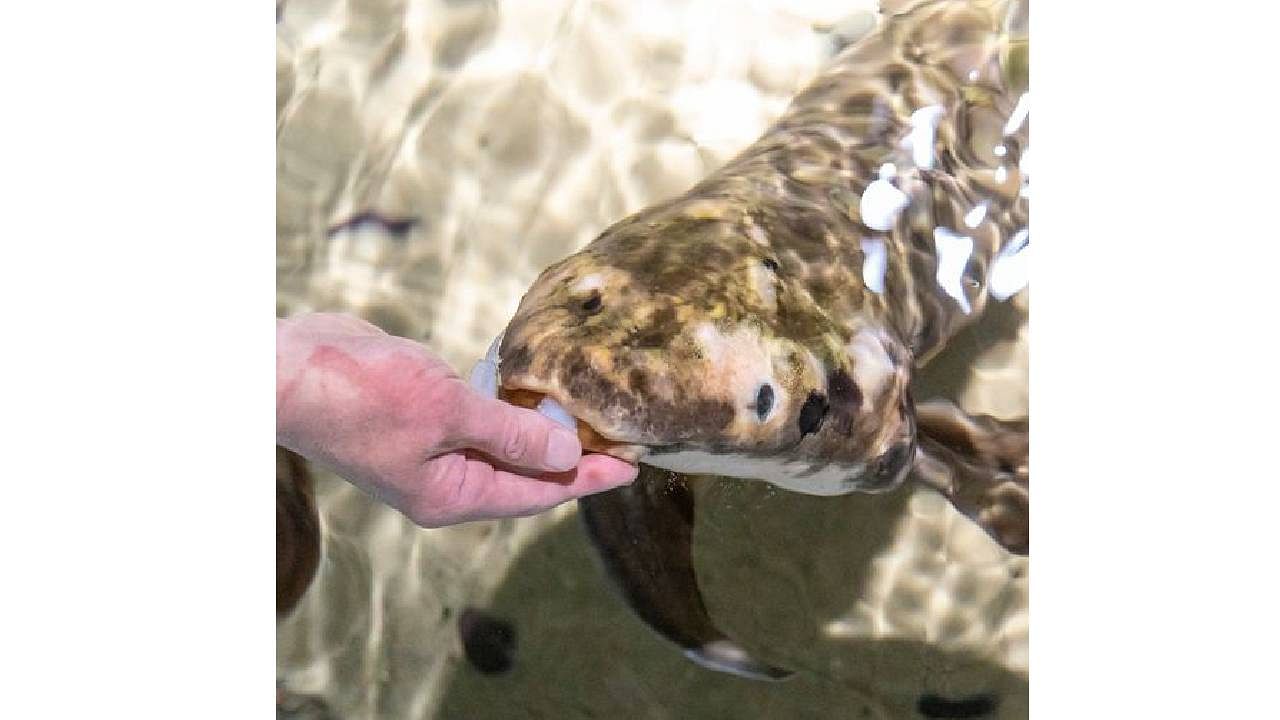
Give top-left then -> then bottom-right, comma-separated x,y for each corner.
578,464 -> 793,681
277,447 -> 322,617
912,400 -> 1029,555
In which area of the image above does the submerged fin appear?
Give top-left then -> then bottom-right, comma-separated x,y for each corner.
277,447 -> 322,617
912,400 -> 1029,555
684,640 -> 795,681
579,465 -> 793,681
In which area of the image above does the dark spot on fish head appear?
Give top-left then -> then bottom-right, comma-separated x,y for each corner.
797,392 -> 828,436
824,367 -> 863,435
827,368 -> 862,412
626,305 -> 677,349
754,383 -> 774,420
459,609 -> 517,675
628,368 -> 649,396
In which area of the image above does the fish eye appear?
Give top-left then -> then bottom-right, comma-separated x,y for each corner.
754,384 -> 774,420
581,291 -> 603,314
797,392 -> 828,436
762,257 -> 780,272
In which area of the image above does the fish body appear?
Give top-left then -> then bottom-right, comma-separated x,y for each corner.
478,0 -> 1029,679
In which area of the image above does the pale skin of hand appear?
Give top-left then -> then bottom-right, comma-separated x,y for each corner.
276,313 -> 638,527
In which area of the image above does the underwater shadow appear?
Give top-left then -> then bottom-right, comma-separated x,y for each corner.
910,294 -> 1026,403
436,481 -> 1027,719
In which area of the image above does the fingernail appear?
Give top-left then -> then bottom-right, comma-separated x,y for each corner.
545,429 -> 582,471
606,467 -> 639,490
592,460 -> 638,490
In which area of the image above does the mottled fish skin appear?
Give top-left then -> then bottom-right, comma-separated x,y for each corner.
501,0 -> 1027,496
500,0 -> 1029,679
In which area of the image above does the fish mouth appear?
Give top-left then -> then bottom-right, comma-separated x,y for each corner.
468,333 -> 650,465
497,386 -> 650,465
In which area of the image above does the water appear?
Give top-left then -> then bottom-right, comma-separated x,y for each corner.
277,0 -> 1028,716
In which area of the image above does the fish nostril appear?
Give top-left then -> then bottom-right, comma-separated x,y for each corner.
797,392 -> 828,436
754,384 -> 774,420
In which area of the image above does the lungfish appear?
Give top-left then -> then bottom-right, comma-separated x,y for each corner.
470,0 -> 1030,680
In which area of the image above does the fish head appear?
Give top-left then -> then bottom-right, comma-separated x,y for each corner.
496,203 -> 916,496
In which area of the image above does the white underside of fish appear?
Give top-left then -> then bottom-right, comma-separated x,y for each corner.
643,447 -> 868,496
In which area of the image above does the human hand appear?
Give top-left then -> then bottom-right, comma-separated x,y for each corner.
276,313 -> 638,527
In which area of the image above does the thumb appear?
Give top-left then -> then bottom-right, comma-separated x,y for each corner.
453,389 -> 584,473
